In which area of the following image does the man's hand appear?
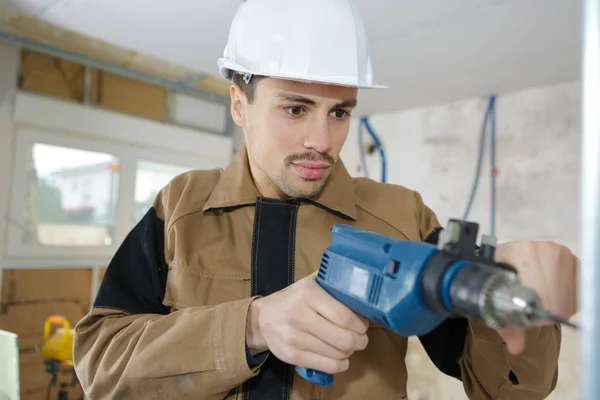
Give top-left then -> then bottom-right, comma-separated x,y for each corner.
493,240 -> 578,355
245,273 -> 369,374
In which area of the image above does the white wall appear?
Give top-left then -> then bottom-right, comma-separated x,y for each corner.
340,81 -> 581,399
342,81 -> 581,253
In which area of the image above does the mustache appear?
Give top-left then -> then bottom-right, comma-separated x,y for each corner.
286,152 -> 335,165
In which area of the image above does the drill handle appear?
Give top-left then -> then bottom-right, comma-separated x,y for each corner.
294,366 -> 333,386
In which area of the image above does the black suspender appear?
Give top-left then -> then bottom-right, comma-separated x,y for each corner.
242,198 -> 299,400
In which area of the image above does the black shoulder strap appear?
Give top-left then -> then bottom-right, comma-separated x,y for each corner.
243,198 -> 299,400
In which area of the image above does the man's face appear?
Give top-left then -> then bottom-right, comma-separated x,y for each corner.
230,77 -> 358,199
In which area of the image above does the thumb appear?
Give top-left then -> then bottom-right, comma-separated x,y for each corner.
496,326 -> 526,355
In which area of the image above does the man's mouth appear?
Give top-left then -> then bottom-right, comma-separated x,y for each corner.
291,161 -> 331,180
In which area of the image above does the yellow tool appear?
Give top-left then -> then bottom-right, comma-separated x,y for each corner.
40,316 -> 80,400
41,315 -> 74,366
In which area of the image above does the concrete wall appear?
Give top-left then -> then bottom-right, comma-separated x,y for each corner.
340,81 -> 581,399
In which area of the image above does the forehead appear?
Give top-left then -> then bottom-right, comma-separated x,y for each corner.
256,77 -> 358,104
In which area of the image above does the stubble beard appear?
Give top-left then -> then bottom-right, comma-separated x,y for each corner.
261,151 -> 335,199
271,173 -> 327,199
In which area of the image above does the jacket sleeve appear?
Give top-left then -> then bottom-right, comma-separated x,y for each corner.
73,185 -> 266,400
413,191 -> 561,399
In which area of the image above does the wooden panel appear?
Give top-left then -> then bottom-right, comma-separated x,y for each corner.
1,269 -> 91,304
0,269 -> 92,399
92,70 -> 166,121
19,50 -> 84,102
98,267 -> 107,290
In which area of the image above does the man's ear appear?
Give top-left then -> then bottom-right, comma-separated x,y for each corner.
230,84 -> 247,127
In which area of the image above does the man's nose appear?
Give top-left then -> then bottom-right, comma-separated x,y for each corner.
303,116 -> 332,154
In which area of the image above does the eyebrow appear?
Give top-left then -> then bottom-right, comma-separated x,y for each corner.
273,92 -> 357,109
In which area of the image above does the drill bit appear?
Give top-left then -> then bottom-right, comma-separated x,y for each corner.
526,307 -> 580,330
480,277 -> 580,331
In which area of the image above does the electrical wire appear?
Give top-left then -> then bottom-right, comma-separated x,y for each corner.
358,117 -> 387,183
462,95 -> 497,233
490,97 -> 497,236
358,120 -> 370,179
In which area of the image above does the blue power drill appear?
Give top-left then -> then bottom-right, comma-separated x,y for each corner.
295,219 -> 576,386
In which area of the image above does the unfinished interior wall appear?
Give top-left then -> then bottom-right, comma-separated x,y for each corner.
19,50 -> 166,121
0,46 -> 169,400
341,80 -> 581,399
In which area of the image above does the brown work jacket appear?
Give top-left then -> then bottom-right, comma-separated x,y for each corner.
73,147 -> 561,400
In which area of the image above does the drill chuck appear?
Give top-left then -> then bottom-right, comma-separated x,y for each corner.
444,262 -> 544,329
420,219 -> 546,330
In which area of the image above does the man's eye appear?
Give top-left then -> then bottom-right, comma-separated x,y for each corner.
331,109 -> 349,119
285,106 -> 304,116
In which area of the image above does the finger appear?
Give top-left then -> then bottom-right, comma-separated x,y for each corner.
302,309 -> 369,354
291,331 -> 353,361
308,287 -> 369,334
496,326 -> 525,355
291,350 -> 350,375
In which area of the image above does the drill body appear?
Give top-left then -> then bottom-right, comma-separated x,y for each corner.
295,220 -> 543,386
314,228 -> 446,336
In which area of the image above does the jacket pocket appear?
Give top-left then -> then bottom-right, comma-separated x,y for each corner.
163,263 -> 251,309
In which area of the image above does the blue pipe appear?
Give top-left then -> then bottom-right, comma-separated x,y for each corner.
360,117 -> 387,183
462,95 -> 496,222
358,120 -> 370,178
490,97 -> 497,236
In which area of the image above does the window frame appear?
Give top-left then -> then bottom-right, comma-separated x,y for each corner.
6,126 -> 212,260
4,91 -> 233,265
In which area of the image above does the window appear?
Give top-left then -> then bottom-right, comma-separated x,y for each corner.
22,144 -> 120,247
134,161 -> 192,224
5,92 -> 233,264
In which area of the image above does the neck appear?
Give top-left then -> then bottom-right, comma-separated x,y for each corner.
247,158 -> 286,199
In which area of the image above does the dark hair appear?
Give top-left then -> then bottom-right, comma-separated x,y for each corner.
232,73 -> 265,103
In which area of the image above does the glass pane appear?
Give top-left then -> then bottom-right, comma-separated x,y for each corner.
23,143 -> 120,246
134,160 -> 192,224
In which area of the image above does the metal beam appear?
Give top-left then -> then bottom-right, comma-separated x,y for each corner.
581,0 -> 600,397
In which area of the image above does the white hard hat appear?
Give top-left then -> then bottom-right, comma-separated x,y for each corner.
218,0 -> 387,89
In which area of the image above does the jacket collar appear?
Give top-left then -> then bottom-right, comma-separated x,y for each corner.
203,146 -> 357,220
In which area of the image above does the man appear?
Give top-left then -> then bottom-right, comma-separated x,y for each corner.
73,0 -> 578,399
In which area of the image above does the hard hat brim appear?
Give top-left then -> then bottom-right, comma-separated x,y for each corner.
218,59 -> 388,90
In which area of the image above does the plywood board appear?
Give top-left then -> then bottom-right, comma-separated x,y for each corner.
1,269 -> 92,304
19,50 -> 84,102
92,71 -> 166,121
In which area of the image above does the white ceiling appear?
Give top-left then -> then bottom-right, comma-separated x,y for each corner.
6,0 -> 582,116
